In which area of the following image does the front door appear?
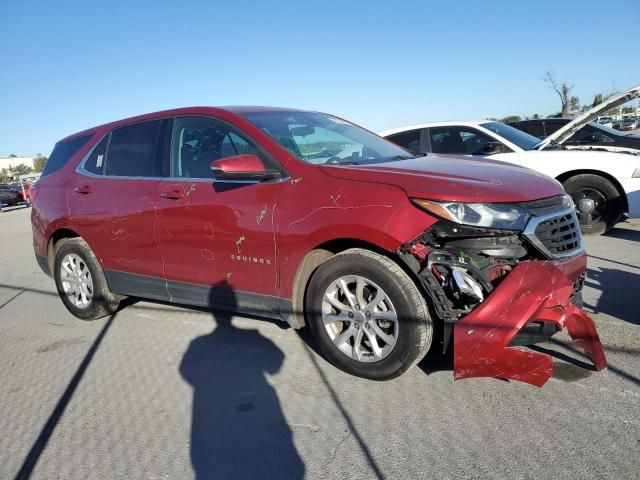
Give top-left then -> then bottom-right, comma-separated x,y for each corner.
155,116 -> 282,311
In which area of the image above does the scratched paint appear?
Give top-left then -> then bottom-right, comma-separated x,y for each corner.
201,249 -> 215,261
204,223 -> 215,238
256,205 -> 268,225
236,235 -> 246,254
290,178 -> 302,185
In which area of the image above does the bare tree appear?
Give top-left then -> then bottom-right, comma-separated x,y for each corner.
544,71 -> 573,117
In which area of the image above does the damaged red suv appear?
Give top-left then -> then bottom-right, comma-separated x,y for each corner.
31,107 -> 606,386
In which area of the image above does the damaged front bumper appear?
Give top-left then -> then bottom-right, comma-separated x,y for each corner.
453,254 -> 607,387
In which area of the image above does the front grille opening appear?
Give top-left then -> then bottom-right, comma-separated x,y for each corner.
534,213 -> 580,255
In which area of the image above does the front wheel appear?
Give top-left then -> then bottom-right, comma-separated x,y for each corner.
562,174 -> 624,235
306,248 -> 432,380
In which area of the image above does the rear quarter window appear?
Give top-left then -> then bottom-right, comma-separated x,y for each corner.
41,134 -> 93,177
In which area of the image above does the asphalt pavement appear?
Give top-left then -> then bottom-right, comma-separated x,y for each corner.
1,206 -> 638,479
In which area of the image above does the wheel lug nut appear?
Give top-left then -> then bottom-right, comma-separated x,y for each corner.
348,312 -> 353,318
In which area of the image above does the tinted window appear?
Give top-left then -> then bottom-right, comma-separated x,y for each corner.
542,122 -> 565,136
387,130 -> 422,153
41,135 -> 92,177
429,127 -> 507,155
515,122 -> 545,139
83,135 -> 109,175
171,116 -> 272,178
105,121 -> 161,177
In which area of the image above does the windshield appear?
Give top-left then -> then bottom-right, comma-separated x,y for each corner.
242,111 -> 415,165
480,122 -> 540,150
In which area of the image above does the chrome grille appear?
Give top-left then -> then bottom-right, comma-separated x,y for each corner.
520,196 -> 584,259
533,212 -> 581,256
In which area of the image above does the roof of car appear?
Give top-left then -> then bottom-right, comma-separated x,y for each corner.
59,106 -> 312,143
515,118 -> 571,123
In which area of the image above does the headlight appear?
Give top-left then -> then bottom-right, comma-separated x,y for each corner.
412,199 -> 530,231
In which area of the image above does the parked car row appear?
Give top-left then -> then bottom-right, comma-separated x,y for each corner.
31,100 -> 614,386
0,182 -> 31,208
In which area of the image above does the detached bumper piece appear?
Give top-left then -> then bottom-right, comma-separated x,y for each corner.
453,261 -> 607,387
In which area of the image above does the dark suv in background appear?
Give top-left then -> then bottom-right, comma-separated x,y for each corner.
509,118 -> 640,154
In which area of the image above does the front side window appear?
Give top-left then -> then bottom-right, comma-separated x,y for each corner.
42,134 -> 92,177
386,130 -> 422,153
171,116 -> 272,178
429,127 -> 508,155
242,111 -> 414,165
105,121 -> 161,177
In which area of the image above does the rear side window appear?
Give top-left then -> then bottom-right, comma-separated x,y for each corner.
105,121 -> 161,177
41,134 -> 92,177
83,135 -> 109,175
387,130 -> 422,153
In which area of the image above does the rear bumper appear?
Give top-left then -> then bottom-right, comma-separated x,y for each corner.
35,253 -> 51,276
453,253 -> 606,387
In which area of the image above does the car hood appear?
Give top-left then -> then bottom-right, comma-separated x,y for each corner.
537,84 -> 640,150
319,155 -> 564,203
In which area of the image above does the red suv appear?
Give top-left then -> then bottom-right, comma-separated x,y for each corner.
31,107 -> 606,386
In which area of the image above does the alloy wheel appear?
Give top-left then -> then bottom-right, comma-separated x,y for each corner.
60,253 -> 94,309
322,275 -> 399,363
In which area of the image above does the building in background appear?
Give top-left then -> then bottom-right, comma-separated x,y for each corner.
0,156 -> 34,171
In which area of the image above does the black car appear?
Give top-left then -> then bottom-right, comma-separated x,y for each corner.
0,183 -> 23,207
509,118 -> 640,154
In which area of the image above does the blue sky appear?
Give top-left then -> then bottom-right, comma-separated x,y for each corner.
1,0 -> 639,157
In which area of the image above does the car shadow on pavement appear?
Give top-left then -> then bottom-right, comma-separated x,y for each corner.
604,223 -> 640,241
179,283 -> 305,480
584,267 -> 640,326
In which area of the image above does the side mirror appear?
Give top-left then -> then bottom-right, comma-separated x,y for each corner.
482,142 -> 504,155
210,155 -> 280,182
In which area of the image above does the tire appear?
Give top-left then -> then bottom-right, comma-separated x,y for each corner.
306,248 -> 432,380
562,174 -> 624,235
53,238 -> 120,320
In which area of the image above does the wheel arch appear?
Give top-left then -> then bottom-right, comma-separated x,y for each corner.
47,228 -> 81,274
556,169 -> 628,213
290,237 -> 428,329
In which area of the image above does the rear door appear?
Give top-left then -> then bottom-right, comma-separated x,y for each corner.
69,119 -> 170,297
155,115 -> 282,307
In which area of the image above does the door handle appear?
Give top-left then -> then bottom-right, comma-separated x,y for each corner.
75,183 -> 93,194
160,189 -> 184,200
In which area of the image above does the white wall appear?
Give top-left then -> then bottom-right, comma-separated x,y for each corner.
0,157 -> 34,171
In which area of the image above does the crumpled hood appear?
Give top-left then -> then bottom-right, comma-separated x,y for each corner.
320,155 -> 564,203
537,84 -> 640,150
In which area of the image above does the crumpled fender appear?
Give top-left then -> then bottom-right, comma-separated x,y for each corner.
453,260 -> 607,387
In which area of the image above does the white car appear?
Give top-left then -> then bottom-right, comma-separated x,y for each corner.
380,85 -> 640,235
619,117 -> 638,131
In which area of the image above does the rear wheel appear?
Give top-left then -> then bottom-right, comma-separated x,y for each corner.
562,174 -> 624,235
53,238 -> 121,320
306,248 -> 432,380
